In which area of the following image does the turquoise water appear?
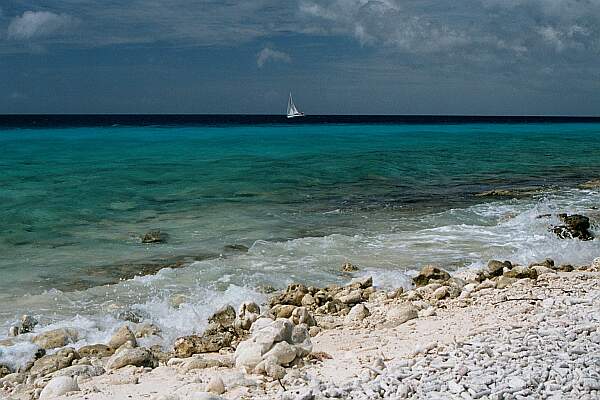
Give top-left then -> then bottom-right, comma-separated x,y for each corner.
1,122 -> 600,350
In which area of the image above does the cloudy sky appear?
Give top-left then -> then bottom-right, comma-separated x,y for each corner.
1,0 -> 599,114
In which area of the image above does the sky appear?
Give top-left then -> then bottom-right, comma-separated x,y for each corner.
1,0 -> 600,115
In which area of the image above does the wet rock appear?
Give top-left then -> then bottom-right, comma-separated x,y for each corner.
413,266 -> 451,287
173,331 -> 234,358
503,265 -> 538,280
479,260 -> 511,281
557,264 -> 575,272
32,328 -> 79,349
345,304 -> 370,323
530,258 -> 555,269
341,262 -> 359,272
135,323 -> 162,338
0,364 -> 10,378
205,376 -> 225,395
141,229 -> 167,243
117,309 -> 146,323
208,305 -> 236,328
269,284 -> 309,307
106,346 -> 157,369
30,348 -> 80,377
39,376 -> 79,399
78,344 -> 114,358
351,276 -> 373,289
552,214 -> 594,240
385,304 -> 418,326
108,325 -> 137,349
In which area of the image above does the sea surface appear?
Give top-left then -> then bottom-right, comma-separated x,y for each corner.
1,116 -> 600,362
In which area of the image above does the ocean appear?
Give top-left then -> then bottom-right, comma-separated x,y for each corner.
1,116 -> 600,353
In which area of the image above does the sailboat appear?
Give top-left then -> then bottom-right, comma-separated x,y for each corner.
286,92 -> 305,119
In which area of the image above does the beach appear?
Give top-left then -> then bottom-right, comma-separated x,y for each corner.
1,256 -> 599,399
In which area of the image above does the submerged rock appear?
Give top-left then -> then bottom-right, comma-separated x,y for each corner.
141,229 -> 167,244
341,262 -> 359,272
413,266 -> 451,287
552,214 -> 594,241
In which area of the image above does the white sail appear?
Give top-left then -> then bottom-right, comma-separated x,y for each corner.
287,92 -> 304,118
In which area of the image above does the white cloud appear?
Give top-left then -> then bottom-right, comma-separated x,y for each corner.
8,11 -> 75,40
256,47 -> 291,68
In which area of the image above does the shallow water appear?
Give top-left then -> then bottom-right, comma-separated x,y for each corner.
1,121 -> 600,355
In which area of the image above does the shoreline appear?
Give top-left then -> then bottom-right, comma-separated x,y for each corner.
2,255 -> 599,399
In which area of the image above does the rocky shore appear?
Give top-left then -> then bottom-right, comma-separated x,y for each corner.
1,256 -> 599,399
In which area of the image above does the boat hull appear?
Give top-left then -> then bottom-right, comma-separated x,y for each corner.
286,113 -> 305,119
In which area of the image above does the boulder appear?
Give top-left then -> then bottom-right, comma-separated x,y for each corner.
30,347 -> 80,377
290,307 -> 316,326
552,214 -> 594,241
345,304 -> 370,323
234,340 -> 263,370
432,286 -> 449,300
272,304 -> 296,319
263,342 -> 296,365
78,344 -> 114,358
173,331 -> 234,358
205,376 -> 226,395
385,304 -> 418,326
234,302 -> 260,331
261,358 -> 286,379
106,347 -> 157,370
301,294 -> 316,307
413,266 -> 451,287
341,262 -> 359,272
336,289 -> 363,305
32,328 -> 79,349
39,376 -> 79,399
108,325 -> 137,349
